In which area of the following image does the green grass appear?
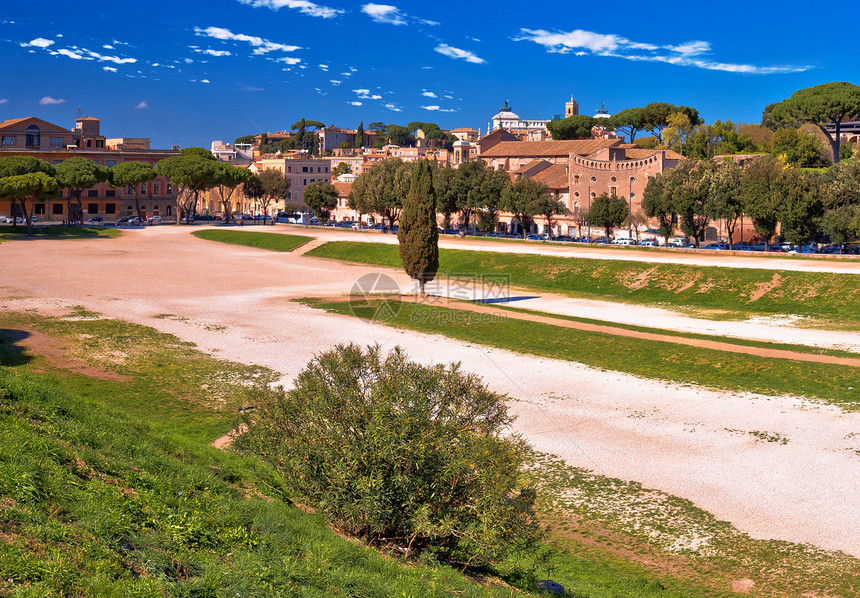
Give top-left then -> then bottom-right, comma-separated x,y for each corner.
0,310 -> 731,597
300,298 -> 860,410
192,229 -> 313,252
306,241 -> 860,327
0,225 -> 120,241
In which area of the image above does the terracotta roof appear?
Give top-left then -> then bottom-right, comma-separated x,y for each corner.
0,116 -> 73,133
76,116 -> 101,121
333,182 -> 353,196
512,159 -> 547,174
621,148 -> 684,160
480,138 -> 622,158
448,127 -> 478,133
531,163 -> 569,190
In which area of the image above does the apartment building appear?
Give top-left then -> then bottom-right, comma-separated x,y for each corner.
0,116 -> 179,221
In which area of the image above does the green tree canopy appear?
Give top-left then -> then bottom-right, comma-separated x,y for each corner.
586,193 -> 629,240
546,114 -> 596,140
770,82 -> 860,163
212,163 -> 254,222
304,181 -> 339,222
606,107 -> 645,142
154,148 -> 219,222
740,156 -> 785,247
112,161 -> 156,222
398,160 -> 439,294
245,169 -> 290,221
237,344 -> 542,566
642,175 -> 677,245
0,171 -> 57,236
501,175 -> 548,238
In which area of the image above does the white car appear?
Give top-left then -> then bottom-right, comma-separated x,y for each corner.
0,216 -> 7,223
613,238 -> 637,246
147,215 -> 162,223
639,238 -> 659,247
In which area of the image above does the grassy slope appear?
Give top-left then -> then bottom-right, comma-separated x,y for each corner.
191,230 -> 313,252
306,241 -> 860,326
302,298 -> 860,410
0,311 -> 721,598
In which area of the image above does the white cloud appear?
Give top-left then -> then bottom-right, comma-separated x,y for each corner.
236,0 -> 343,18
0,99 -> 8,104
103,66 -> 117,72
353,88 -> 371,98
274,56 -> 302,65
202,48 -> 232,57
135,101 -> 148,109
362,3 -> 406,25
55,48 -> 85,60
85,50 -> 137,64
55,34 -> 63,38
350,101 -> 363,106
514,27 -> 811,74
200,79 -> 211,83
384,103 -> 401,112
39,96 -> 65,105
330,79 -> 341,85
434,44 -> 484,64
21,38 -> 54,48
103,44 -> 114,50
421,91 -> 437,98
194,26 -> 301,55
319,64 -> 329,70
422,105 -> 440,111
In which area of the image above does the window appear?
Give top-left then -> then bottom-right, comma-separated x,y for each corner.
87,190 -> 99,198
52,160 -> 63,165
324,167 -> 329,173
105,203 -> 116,214
630,176 -> 636,183
105,190 -> 116,197
2,136 -> 15,146
50,137 -> 64,147
287,166 -> 292,173
88,203 -> 98,214
86,140 -> 92,148
35,203 -> 46,215
96,140 -> 104,148
127,185 -> 134,195
610,176 -> 617,182
139,183 -> 147,194
573,175 -> 580,184
26,125 -> 40,147
153,183 -> 160,195
92,159 -> 100,165
302,166 -> 308,173
52,203 -> 64,215
590,176 -> 596,182
106,160 -> 116,167
167,184 -> 173,194
610,187 -> 617,197
153,205 -> 159,213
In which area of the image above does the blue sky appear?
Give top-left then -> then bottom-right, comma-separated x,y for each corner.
2,1 -> 854,148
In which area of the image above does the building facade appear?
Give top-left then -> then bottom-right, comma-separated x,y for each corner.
0,116 -> 179,221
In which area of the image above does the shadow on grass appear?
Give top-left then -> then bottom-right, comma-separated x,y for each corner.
0,225 -> 119,240
473,295 -> 540,304
0,329 -> 33,367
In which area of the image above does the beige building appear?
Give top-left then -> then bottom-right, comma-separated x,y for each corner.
249,155 -> 332,211
0,116 -> 178,221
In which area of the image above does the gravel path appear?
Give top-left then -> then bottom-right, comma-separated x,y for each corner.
2,226 -> 859,557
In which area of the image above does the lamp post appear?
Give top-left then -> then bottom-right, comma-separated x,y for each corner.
587,184 -> 591,239
628,176 -> 633,238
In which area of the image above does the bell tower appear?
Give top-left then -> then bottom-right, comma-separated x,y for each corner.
565,94 -> 579,118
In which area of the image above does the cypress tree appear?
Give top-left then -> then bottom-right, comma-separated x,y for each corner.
356,122 -> 364,148
398,159 -> 439,295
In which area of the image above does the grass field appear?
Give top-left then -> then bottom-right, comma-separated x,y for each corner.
300,297 -> 860,410
2,309 -> 738,598
0,225 -> 121,241
306,241 -> 860,327
3,309 -> 858,596
191,229 -> 313,252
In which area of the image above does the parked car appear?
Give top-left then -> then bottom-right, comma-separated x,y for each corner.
146,215 -> 162,223
590,237 -> 609,244
0,216 -> 7,223
701,242 -> 729,250
748,242 -> 767,251
86,216 -> 104,224
526,234 -> 543,241
613,238 -> 637,246
554,235 -> 573,242
791,243 -> 818,254
638,238 -> 658,247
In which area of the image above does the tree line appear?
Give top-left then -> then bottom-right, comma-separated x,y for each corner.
344,158 -> 567,238
0,148 -> 294,235
548,82 -> 860,167
642,156 -> 860,248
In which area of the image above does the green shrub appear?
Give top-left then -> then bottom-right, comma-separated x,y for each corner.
237,343 -> 543,568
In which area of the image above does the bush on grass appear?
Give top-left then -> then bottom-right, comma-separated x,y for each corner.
237,343 -> 543,568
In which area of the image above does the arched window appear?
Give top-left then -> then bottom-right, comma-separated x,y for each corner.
26,125 -> 41,147
573,175 -> 580,184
